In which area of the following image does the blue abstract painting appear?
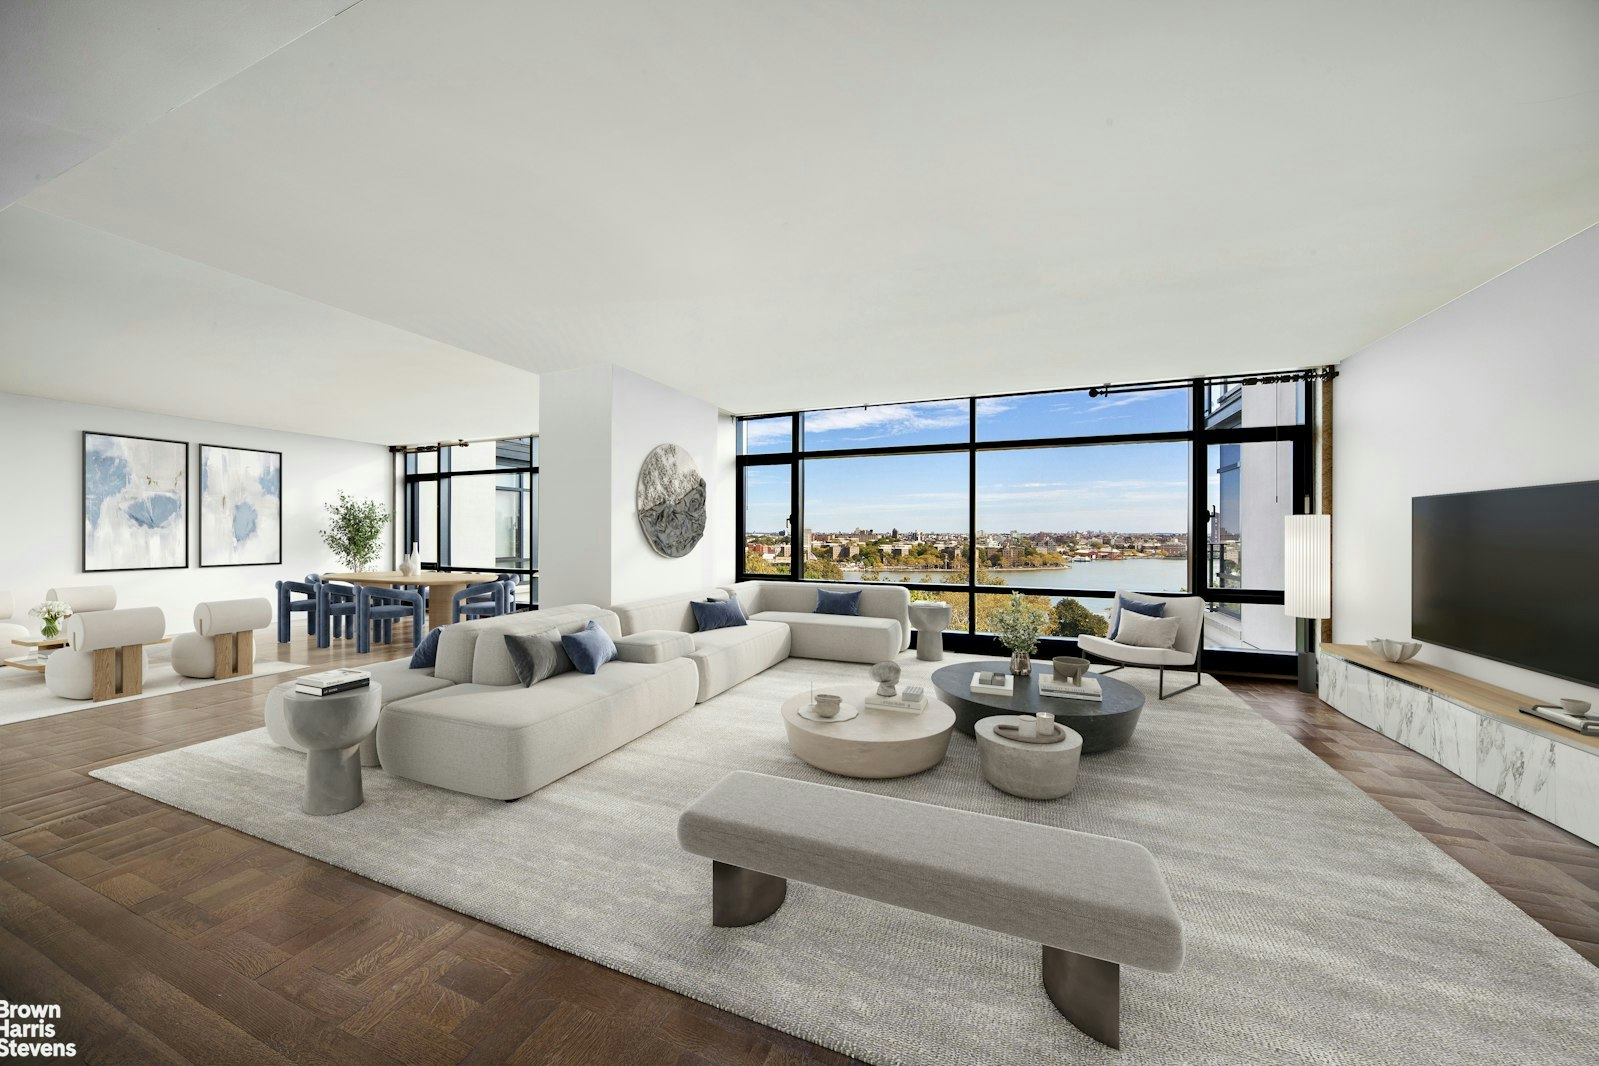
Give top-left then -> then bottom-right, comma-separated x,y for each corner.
84,432 -> 188,571
199,444 -> 282,566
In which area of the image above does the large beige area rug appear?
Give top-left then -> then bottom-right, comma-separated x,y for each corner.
93,655 -> 1599,1065
0,644 -> 299,726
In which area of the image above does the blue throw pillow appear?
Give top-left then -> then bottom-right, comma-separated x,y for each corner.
410,626 -> 444,668
815,588 -> 861,616
561,620 -> 618,675
691,595 -> 747,632
1110,597 -> 1164,640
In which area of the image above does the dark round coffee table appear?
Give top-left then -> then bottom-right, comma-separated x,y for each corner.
930,660 -> 1145,753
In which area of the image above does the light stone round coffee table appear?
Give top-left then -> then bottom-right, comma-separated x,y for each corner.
975,715 -> 1083,800
781,687 -> 955,779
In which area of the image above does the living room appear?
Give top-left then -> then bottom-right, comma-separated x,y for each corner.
2,3 -> 1596,1064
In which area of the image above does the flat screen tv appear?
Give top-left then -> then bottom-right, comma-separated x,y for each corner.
1413,480 -> 1599,687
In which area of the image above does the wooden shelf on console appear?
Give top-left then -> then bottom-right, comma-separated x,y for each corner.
1322,643 -> 1599,753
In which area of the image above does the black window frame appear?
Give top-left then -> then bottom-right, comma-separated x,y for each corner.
735,376 -> 1322,676
400,436 -> 539,609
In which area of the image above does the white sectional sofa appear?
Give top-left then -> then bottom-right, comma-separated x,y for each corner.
610,587 -> 791,703
268,604 -> 698,801
267,581 -> 915,802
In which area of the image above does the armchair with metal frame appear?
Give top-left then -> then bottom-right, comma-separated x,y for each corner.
1076,592 -> 1205,700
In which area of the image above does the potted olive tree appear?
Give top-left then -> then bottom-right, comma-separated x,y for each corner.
319,492 -> 392,572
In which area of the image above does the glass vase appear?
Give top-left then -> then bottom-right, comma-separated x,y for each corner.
1009,651 -> 1031,676
41,620 -> 60,639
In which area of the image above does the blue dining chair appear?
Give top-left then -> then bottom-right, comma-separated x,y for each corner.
275,574 -> 321,643
356,586 -> 426,654
451,580 -> 508,623
315,581 -> 360,649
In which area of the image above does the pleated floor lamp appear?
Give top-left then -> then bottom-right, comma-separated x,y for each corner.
1284,514 -> 1331,693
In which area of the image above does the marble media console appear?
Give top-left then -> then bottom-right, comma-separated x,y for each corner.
1319,645 -> 1599,846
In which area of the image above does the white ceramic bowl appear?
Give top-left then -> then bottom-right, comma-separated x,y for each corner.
1560,698 -> 1593,718
1366,638 -> 1422,663
813,693 -> 842,719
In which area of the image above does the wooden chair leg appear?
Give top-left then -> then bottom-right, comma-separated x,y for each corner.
92,644 -> 144,701
214,633 -> 238,679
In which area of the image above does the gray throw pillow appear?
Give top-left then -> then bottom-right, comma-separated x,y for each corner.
504,629 -> 573,688
1115,610 -> 1181,650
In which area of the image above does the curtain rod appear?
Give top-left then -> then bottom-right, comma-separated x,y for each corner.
388,434 -> 538,454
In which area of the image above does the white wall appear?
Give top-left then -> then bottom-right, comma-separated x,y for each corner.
0,391 -> 393,635
1333,223 -> 1599,705
539,364 -> 735,608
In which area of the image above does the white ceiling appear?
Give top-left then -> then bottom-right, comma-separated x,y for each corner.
0,207 -> 538,444
7,0 -> 1599,418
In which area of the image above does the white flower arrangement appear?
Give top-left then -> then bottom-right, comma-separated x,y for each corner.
30,600 -> 73,638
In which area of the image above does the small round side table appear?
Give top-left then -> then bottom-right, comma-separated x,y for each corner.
908,601 -> 952,661
975,715 -> 1083,800
279,684 -> 381,816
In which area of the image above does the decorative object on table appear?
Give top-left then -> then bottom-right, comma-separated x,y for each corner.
399,544 -> 420,576
1561,698 -> 1595,718
1284,513 -> 1332,692
864,684 -> 928,714
1519,703 -> 1599,735
636,443 -> 706,558
907,600 -> 952,661
319,491 -> 392,572
800,693 -> 858,723
198,443 -> 282,566
994,720 -> 1070,745
971,669 -> 1014,696
1052,656 -> 1089,685
29,600 -> 73,640
83,431 -> 188,572
1039,672 -> 1103,702
295,667 -> 372,697
1036,710 -> 1055,735
990,591 -> 1046,675
279,683 -> 382,815
975,715 -> 1084,799
1366,638 -> 1422,663
870,660 -> 901,696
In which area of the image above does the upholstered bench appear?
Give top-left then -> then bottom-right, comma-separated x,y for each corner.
677,771 -> 1184,1049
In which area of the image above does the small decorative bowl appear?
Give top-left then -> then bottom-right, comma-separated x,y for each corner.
813,693 -> 843,719
1052,656 -> 1090,684
1366,638 -> 1422,663
1560,698 -> 1594,718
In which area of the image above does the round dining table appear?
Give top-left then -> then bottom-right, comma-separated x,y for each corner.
320,571 -> 505,632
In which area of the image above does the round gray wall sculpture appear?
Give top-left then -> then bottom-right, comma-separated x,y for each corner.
636,444 -> 707,558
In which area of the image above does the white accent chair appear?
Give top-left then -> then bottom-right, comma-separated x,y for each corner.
46,585 -> 118,614
1076,592 -> 1204,700
171,598 -> 273,680
45,606 -> 166,701
0,592 -> 29,660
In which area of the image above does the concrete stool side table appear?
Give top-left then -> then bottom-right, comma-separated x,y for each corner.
975,714 -> 1083,800
280,684 -> 381,816
908,601 -> 953,661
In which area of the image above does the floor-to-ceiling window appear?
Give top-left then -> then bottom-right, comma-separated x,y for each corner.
401,436 -> 538,608
735,374 -> 1322,672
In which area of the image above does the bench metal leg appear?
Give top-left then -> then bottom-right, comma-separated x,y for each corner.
1042,945 -> 1121,1049
712,861 -> 786,927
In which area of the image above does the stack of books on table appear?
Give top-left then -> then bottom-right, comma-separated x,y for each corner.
864,689 -> 928,714
970,671 -> 1014,696
295,669 -> 371,697
1038,674 -> 1103,702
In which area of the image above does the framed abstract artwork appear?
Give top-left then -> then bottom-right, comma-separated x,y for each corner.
199,443 -> 283,567
83,431 -> 189,572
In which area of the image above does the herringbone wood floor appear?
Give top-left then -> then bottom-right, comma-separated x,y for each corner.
2,636 -> 1594,1066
